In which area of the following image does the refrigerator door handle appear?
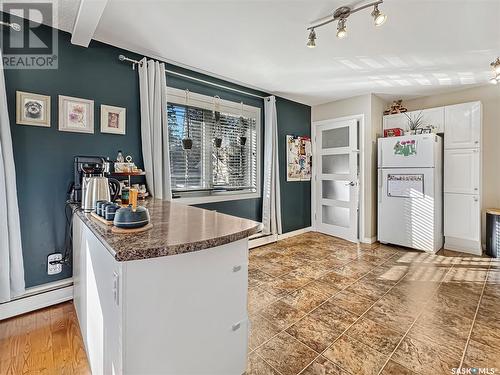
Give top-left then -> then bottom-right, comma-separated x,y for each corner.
378,169 -> 382,203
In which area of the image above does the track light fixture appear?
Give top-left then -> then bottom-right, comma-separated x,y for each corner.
307,29 -> 316,48
306,0 -> 386,47
371,4 -> 387,26
336,18 -> 347,39
490,58 -> 500,85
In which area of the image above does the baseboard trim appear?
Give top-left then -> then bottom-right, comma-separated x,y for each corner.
361,236 -> 377,244
278,227 -> 312,240
0,279 -> 73,320
444,236 -> 482,256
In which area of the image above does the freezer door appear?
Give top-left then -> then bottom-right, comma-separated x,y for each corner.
378,134 -> 441,168
378,167 -> 442,252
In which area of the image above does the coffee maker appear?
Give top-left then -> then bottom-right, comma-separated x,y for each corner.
71,156 -> 107,202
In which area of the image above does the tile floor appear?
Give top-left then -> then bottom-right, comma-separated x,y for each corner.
246,232 -> 500,375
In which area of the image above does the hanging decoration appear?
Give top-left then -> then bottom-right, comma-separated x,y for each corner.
239,101 -> 247,146
182,89 -> 193,150
213,96 -> 222,148
286,135 -> 312,181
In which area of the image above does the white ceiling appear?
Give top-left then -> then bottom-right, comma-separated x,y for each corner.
28,0 -> 500,105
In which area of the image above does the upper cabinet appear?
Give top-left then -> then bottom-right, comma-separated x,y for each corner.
444,102 -> 482,149
383,107 -> 445,133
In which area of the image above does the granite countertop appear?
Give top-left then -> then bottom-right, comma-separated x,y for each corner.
74,199 -> 261,261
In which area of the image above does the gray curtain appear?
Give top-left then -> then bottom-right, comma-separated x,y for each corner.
138,58 -> 172,200
0,49 -> 25,302
262,96 -> 282,235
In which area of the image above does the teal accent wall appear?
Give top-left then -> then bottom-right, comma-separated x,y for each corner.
4,17 -> 310,288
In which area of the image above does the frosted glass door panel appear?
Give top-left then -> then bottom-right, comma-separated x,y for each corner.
322,181 -> 349,201
322,154 -> 349,174
322,127 -> 349,149
322,205 -> 350,228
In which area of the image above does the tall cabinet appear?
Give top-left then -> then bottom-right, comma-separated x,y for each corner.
443,102 -> 482,254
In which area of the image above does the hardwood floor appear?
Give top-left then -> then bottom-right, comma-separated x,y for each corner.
0,301 -> 90,374
0,232 -> 498,374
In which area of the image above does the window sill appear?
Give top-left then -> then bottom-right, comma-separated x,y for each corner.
172,191 -> 261,205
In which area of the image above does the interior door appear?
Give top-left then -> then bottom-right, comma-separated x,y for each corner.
315,119 -> 359,242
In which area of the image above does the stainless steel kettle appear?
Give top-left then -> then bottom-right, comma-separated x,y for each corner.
82,176 -> 120,212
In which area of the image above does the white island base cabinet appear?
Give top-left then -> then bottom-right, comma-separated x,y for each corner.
73,217 -> 249,375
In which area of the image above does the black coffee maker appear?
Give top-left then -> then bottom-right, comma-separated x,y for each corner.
70,156 -> 109,202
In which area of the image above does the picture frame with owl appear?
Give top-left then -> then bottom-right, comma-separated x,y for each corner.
16,91 -> 51,127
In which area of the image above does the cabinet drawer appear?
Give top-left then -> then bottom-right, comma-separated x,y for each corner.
444,149 -> 480,194
444,193 -> 480,241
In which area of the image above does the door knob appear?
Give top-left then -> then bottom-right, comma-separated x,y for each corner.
345,181 -> 357,186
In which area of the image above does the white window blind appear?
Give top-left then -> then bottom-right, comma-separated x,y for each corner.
167,90 -> 259,202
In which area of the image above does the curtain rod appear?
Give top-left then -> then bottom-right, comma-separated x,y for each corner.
118,54 -> 267,100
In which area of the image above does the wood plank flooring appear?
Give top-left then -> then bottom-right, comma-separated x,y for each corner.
0,232 -> 499,374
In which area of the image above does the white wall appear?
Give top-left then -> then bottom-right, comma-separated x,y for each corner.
312,94 -> 386,242
404,84 -> 500,240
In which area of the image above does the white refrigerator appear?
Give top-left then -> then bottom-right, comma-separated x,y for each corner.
377,134 -> 443,253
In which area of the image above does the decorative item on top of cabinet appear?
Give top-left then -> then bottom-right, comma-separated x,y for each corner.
384,99 -> 407,115
16,91 -> 51,127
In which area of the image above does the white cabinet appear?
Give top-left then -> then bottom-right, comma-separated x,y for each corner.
444,102 -> 481,149
383,113 -> 407,131
383,107 -> 444,133
444,149 -> 480,194
444,193 -> 480,242
421,107 -> 445,133
73,216 -> 249,375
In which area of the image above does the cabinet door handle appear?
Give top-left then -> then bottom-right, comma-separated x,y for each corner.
113,272 -> 119,306
232,265 -> 242,272
473,196 -> 479,202
232,322 -> 241,331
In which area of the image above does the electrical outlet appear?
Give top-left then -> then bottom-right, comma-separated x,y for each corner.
47,253 -> 62,275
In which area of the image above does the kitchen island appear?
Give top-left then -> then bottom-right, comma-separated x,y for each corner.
72,199 -> 261,375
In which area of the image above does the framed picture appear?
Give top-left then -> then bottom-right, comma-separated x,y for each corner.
422,128 -> 432,134
286,135 -> 312,181
415,128 -> 423,134
100,104 -> 126,135
16,91 -> 51,127
58,95 -> 94,134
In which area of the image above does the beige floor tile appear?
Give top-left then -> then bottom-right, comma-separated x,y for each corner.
256,332 -> 318,375
286,302 -> 356,353
379,360 -> 416,375
260,300 -> 305,330
301,356 -> 351,375
328,290 -> 374,316
246,352 -> 280,375
323,335 -> 387,375
391,335 -> 460,374
345,317 -> 403,356
249,314 -> 281,350
280,287 -> 330,314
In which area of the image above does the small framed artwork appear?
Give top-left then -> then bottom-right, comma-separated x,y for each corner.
16,91 -> 51,127
100,105 -> 126,135
58,95 -> 94,134
415,128 -> 423,134
422,128 -> 432,134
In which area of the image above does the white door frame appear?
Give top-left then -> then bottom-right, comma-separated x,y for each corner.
312,114 -> 365,243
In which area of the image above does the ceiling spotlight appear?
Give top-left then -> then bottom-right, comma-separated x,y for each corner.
336,19 -> 347,39
372,4 -> 387,26
491,58 -> 500,74
306,1 -> 387,47
307,29 -> 316,48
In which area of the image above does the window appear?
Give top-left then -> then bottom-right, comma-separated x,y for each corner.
167,87 -> 261,204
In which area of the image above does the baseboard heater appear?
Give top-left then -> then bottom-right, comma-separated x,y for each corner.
0,278 -> 73,320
